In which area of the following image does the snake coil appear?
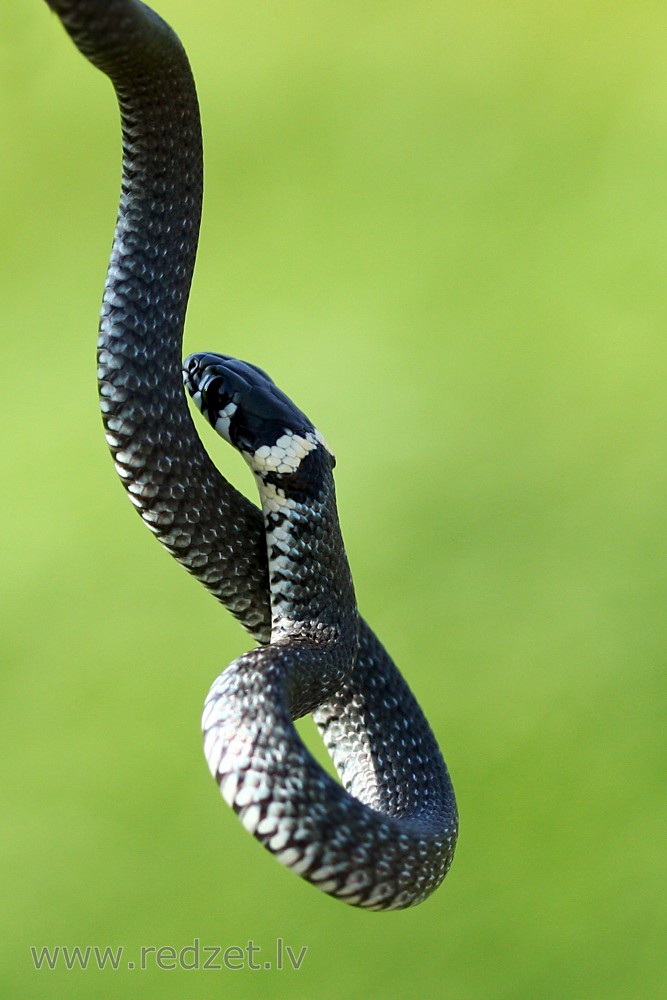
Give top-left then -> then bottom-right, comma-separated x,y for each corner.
46,0 -> 458,909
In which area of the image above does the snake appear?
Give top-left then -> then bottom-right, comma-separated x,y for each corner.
46,0 -> 458,910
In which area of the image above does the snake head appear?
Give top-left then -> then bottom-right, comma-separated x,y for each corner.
183,352 -> 334,473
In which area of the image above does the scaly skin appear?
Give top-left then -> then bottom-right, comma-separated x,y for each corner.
46,0 -> 458,908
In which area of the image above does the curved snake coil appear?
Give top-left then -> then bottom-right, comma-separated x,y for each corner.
46,0 -> 458,910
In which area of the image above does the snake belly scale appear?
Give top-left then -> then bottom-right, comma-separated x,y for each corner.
46,0 -> 458,910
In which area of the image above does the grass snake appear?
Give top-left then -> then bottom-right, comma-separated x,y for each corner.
45,0 -> 458,910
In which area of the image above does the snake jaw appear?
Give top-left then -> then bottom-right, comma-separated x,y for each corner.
182,356 -> 237,443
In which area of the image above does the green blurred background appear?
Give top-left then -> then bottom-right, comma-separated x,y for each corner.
2,1 -> 666,997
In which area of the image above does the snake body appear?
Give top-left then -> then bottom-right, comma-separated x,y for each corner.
47,0 -> 458,910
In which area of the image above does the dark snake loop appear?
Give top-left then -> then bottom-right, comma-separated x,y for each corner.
45,0 -> 458,909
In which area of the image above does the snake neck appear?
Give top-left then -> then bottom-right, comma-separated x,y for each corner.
254,447 -> 358,654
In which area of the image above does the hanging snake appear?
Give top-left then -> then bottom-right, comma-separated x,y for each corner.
45,0 -> 458,910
